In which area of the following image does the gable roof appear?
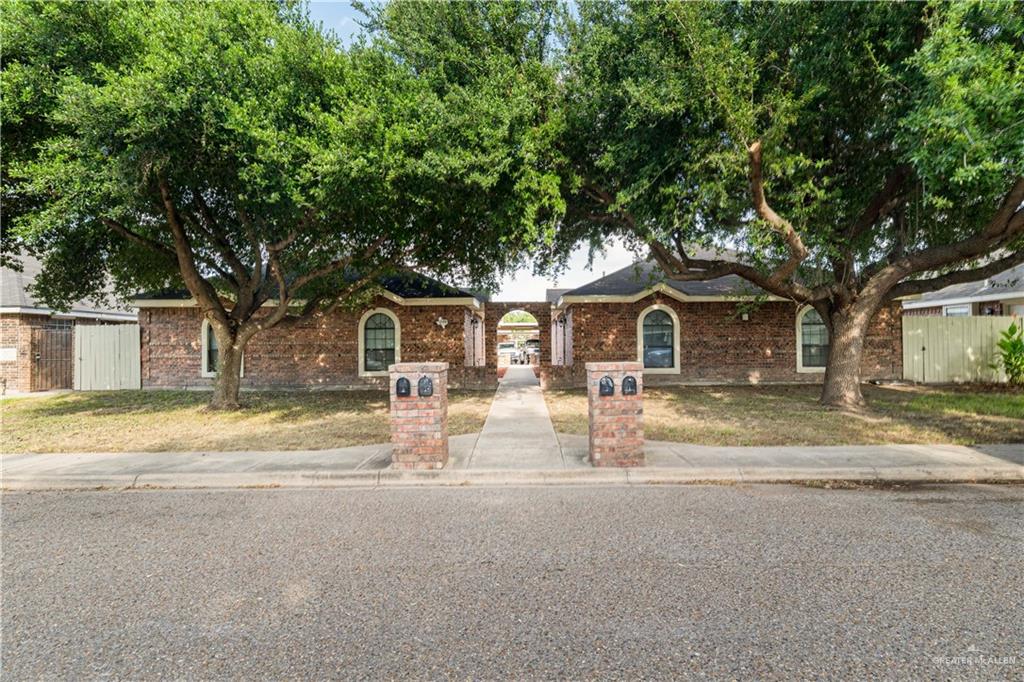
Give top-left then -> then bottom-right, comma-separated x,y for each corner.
902,262 -> 1024,309
545,288 -> 570,304
1,254 -> 136,320
134,269 -> 483,307
557,258 -> 772,306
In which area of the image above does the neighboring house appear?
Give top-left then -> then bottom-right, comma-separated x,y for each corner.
901,262 -> 1024,317
137,261 -> 903,391
1,255 -> 137,393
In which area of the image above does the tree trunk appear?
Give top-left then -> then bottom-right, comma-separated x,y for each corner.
819,300 -> 879,410
208,324 -> 246,410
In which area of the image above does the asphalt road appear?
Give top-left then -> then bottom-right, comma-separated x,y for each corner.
3,484 -> 1023,680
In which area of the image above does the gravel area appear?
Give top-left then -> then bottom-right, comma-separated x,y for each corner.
3,485 -> 1023,679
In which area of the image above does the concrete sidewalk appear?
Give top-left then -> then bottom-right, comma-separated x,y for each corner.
2,435 -> 1021,490
467,365 -> 563,468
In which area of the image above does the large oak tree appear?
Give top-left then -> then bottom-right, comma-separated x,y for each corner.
4,0 -> 560,408
553,0 -> 1024,408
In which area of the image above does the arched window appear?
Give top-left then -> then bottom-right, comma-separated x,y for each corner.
637,304 -> 680,373
796,307 -> 829,372
359,308 -> 401,376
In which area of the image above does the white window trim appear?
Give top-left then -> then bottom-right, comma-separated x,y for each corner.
358,308 -> 401,377
636,303 -> 680,374
942,304 -> 972,317
795,306 -> 827,374
201,319 -> 244,378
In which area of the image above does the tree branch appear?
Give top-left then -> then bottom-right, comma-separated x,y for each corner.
887,247 -> 1024,300
845,165 -> 912,241
648,239 -> 817,302
862,178 -> 1024,299
747,140 -> 809,284
100,217 -> 177,263
157,174 -> 229,325
289,234 -> 391,293
191,194 -> 250,283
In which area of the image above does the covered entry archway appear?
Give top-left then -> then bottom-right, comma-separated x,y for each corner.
485,302 -> 551,370
496,309 -> 540,367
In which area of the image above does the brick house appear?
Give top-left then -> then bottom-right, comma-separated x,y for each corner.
135,272 -> 492,391
545,261 -> 902,388
135,262 -> 902,392
1,255 -> 137,393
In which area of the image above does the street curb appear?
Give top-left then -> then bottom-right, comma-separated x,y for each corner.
3,464 -> 1022,491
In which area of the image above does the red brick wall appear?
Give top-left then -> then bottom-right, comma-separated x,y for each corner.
139,297 -> 492,390
389,362 -> 449,469
587,362 -> 644,467
139,294 -> 903,392
544,295 -> 902,388
484,302 -> 551,368
0,314 -> 32,392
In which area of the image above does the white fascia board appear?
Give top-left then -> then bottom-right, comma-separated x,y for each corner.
0,306 -> 137,321
560,283 -> 785,305
133,294 -> 482,309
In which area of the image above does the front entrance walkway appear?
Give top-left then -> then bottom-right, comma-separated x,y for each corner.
466,364 -> 563,469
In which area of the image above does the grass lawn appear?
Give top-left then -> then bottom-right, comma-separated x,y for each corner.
1,390 -> 494,453
545,383 -> 1024,446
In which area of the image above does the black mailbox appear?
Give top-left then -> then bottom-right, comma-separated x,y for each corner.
622,375 -> 638,396
599,375 -> 614,396
395,377 -> 411,397
418,376 -> 434,397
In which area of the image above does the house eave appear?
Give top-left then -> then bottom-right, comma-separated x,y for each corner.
901,291 -> 1024,309
0,305 -> 137,321
557,283 -> 786,307
133,293 -> 482,309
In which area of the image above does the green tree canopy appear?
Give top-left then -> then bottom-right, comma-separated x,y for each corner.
554,0 -> 1024,406
3,0 -> 560,407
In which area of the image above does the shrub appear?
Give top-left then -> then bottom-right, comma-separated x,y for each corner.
992,322 -> 1024,385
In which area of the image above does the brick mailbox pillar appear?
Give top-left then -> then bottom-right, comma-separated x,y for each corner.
586,361 -> 644,467
389,362 -> 449,470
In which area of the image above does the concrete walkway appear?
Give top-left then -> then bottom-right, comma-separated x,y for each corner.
3,436 -> 1021,490
466,365 -> 563,469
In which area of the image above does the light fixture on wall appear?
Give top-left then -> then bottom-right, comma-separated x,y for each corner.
741,312 -> 750,321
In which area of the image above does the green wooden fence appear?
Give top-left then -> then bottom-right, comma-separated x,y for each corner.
902,316 -> 1016,384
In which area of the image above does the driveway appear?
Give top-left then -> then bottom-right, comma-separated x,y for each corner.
3,485 -> 1022,679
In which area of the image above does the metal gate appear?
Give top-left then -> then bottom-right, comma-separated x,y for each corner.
30,325 -> 74,391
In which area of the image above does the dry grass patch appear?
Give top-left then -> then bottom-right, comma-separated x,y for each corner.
544,383 -> 1023,446
1,389 -> 494,453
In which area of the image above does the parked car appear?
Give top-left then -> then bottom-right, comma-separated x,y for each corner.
525,339 -> 541,363
643,347 -> 673,368
497,342 -> 517,364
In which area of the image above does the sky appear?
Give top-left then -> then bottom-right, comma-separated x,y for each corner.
305,1 -> 636,301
